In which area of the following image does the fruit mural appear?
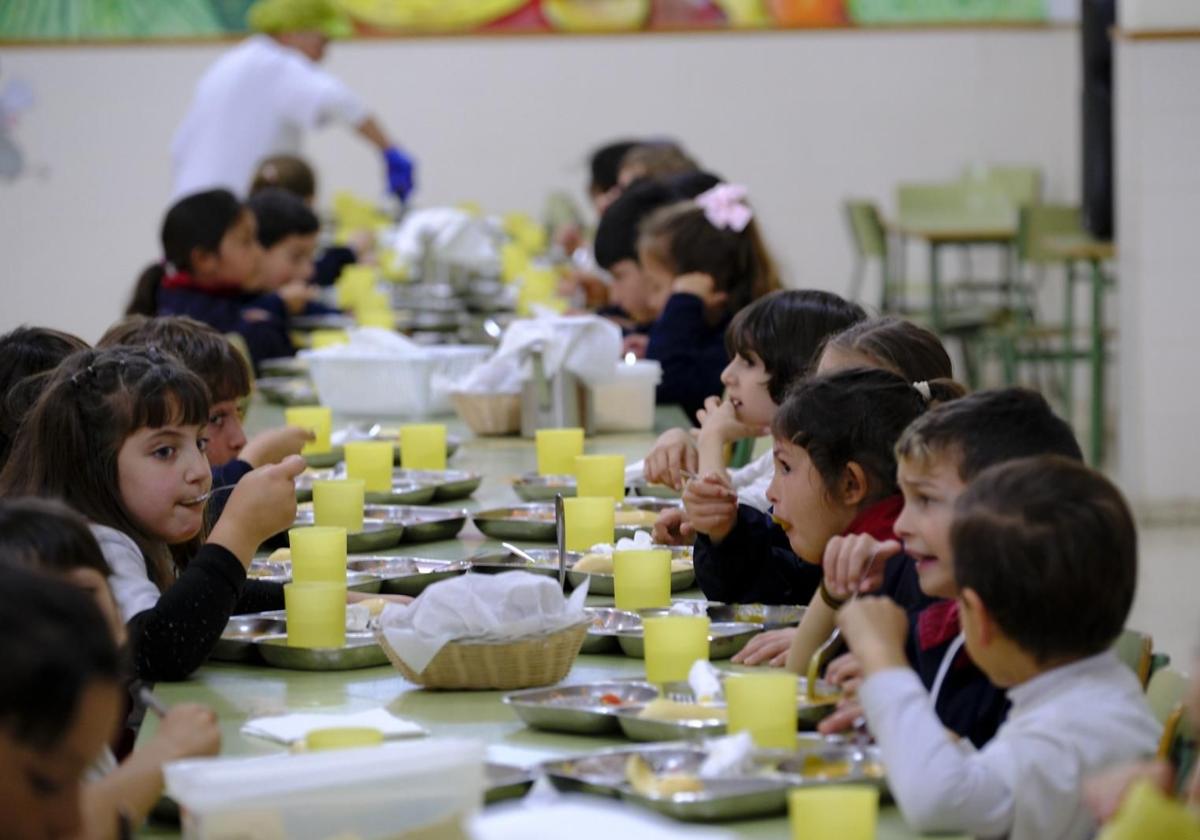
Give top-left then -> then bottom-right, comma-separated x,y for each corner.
0,0 -> 1046,41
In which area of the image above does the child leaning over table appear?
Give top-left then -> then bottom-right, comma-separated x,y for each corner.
838,456 -> 1160,840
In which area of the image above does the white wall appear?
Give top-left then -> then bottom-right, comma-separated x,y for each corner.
0,28 -> 1079,345
1115,35 -> 1200,514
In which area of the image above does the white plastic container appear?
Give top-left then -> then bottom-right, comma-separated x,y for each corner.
304,345 -> 491,418
165,738 -> 485,840
588,360 -> 663,433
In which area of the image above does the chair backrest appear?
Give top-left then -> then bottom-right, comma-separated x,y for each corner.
844,200 -> 887,258
1148,667 -> 1190,724
1115,628 -> 1155,688
966,165 -> 1043,207
1016,203 -> 1087,264
897,181 -> 973,218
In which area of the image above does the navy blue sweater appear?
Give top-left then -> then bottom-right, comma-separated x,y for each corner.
693,505 -> 822,606
647,293 -> 731,424
157,287 -> 293,372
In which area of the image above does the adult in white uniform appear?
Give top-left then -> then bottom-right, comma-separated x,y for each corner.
171,0 -> 414,202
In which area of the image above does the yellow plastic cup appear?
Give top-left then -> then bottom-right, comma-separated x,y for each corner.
288,526 -> 347,583
726,671 -> 798,749
312,479 -> 365,533
356,309 -> 396,330
536,428 -> 584,476
500,241 -> 530,284
305,727 -> 384,751
788,786 -> 879,840
310,329 -> 350,350
574,454 -> 626,501
354,288 -> 391,315
335,265 -> 375,308
563,496 -> 615,553
285,406 -> 332,455
344,441 -> 394,493
643,615 -> 710,685
400,423 -> 447,471
613,549 -> 672,611
284,582 -> 346,649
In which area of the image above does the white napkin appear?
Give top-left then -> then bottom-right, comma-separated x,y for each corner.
469,797 -> 738,840
585,530 -> 654,556
698,732 -> 754,778
688,660 -> 723,704
380,572 -> 589,674
240,707 -> 427,745
455,315 -> 622,394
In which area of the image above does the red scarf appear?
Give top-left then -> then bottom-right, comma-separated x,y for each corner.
160,269 -> 244,297
917,600 -> 962,652
841,494 -> 903,542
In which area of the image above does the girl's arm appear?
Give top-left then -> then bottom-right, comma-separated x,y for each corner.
692,504 -> 821,605
784,592 -> 838,674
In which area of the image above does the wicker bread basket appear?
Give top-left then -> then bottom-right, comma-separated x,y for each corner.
377,620 -> 589,690
450,392 -> 522,437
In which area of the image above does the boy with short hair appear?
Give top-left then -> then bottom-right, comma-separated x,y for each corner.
839,456 -> 1160,840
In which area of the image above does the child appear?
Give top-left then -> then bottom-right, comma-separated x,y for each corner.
788,388 -> 1084,748
128,188 -> 300,370
692,368 -> 958,610
98,315 -> 311,493
0,497 -> 221,839
0,325 -> 88,467
0,345 -> 304,681
0,563 -> 124,839
647,289 -> 866,542
839,456 -> 1160,840
637,182 -> 780,420
246,187 -> 336,313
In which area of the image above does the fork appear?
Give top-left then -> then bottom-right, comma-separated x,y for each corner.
804,547 -> 884,700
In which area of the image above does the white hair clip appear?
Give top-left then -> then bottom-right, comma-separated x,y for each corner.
914,381 -> 932,401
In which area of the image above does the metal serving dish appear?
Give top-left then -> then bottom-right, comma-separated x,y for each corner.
301,445 -> 345,470
484,763 -> 537,805
258,356 -> 309,377
257,376 -> 320,408
581,607 -> 642,654
254,632 -> 389,671
468,547 -> 572,579
295,468 -> 437,505
616,622 -> 764,661
503,681 -> 660,735
472,501 -> 675,543
628,480 -> 681,500
705,603 -> 806,629
211,615 -> 286,662
511,473 -> 576,502
292,504 -> 404,552
390,506 -> 468,543
243,561 -> 383,594
331,424 -> 462,465
765,743 -> 886,789
613,703 -> 727,743
346,556 -> 470,596
567,547 -> 695,596
393,468 -> 482,501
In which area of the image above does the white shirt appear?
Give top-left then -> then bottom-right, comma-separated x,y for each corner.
90,524 -> 162,622
171,35 -> 369,199
728,449 -> 772,513
860,650 -> 1161,840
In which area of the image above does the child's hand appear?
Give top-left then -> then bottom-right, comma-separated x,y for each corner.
651,507 -> 695,546
240,425 -> 314,468
695,396 -> 769,446
672,273 -> 727,311
1083,761 -> 1173,824
211,455 -> 306,564
278,281 -> 319,315
836,597 -> 909,676
644,428 -> 699,490
822,535 -> 902,601
731,628 -> 796,667
151,703 -> 221,761
682,472 -> 738,543
817,697 -> 867,736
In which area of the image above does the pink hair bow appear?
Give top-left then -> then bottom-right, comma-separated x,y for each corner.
695,183 -> 753,233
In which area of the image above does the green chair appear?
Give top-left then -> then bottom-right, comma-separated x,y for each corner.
965,164 -> 1043,208
844,200 -> 891,309
1148,668 -> 1189,726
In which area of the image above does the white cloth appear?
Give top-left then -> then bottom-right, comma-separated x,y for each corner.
171,35 -> 369,199
241,707 -> 426,745
90,524 -> 160,622
859,650 -> 1161,840
454,316 -> 622,394
379,572 -> 588,673
469,798 -> 737,840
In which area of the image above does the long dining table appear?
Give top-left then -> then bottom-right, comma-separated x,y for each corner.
136,397 -> 962,839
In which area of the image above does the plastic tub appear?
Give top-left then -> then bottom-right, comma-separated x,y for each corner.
166,738 -> 484,840
588,360 -> 663,433
305,346 -> 491,418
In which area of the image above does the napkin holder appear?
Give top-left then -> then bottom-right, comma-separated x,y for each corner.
519,341 -> 594,437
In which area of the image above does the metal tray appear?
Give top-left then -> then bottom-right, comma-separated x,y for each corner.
472,502 -> 672,543
393,468 -> 482,501
503,681 -> 659,735
258,356 -> 309,377
292,503 -> 404,551
468,546 -> 572,578
616,622 -> 764,661
346,556 -> 469,596
302,445 -> 345,470
243,562 -> 383,594
257,376 -> 319,407
331,424 -> 462,464
511,473 -> 576,502
613,703 -> 727,743
389,506 -> 469,543
628,481 -> 682,500
704,603 -> 806,629
290,314 -> 355,331
567,547 -> 695,596
295,468 -> 437,505
582,607 -> 642,654
254,632 -> 389,671
484,763 -> 537,805
211,615 -> 286,662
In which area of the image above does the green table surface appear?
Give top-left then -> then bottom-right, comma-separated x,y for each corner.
138,400 -> 956,839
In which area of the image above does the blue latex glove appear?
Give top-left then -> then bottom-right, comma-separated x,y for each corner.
383,146 -> 416,201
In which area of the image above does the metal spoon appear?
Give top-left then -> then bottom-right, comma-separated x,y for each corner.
500,542 -> 540,566
805,548 -> 885,701
182,484 -> 238,506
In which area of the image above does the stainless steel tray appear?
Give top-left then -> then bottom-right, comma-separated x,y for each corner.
254,632 -> 389,671
582,607 -> 642,654
567,547 -> 695,596
484,763 -> 537,804
302,445 -> 344,469
292,503 -> 404,551
468,546 -> 572,578
472,502 -> 673,543
704,603 -> 806,629
616,621 -> 764,660
244,562 -> 383,594
628,481 -> 682,500
346,556 -> 470,596
395,469 -> 482,501
295,467 -> 438,505
511,473 -> 576,502
258,376 -> 320,408
503,681 -> 659,735
389,506 -> 468,543
613,703 -> 727,742
331,424 -> 462,464
211,615 -> 286,662
258,356 -> 309,377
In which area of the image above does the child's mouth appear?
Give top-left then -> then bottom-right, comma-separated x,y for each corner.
912,552 -> 939,571
770,514 -> 792,531
179,494 -> 208,507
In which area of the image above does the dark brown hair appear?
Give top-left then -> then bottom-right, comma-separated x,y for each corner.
99,315 -> 251,404
0,497 -> 112,578
0,346 -> 211,589
250,154 -> 317,200
638,198 -> 780,316
952,456 -> 1137,663
0,326 -> 89,468
822,316 -> 953,383
618,142 -> 698,183
773,367 -> 960,504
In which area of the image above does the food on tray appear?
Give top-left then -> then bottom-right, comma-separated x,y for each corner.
625,754 -> 704,798
573,550 -> 693,576
598,693 -> 624,707
613,509 -> 660,528
268,548 -> 292,563
357,597 -> 387,617
508,508 -> 557,522
636,698 -> 727,723
793,754 -> 884,780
